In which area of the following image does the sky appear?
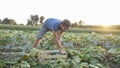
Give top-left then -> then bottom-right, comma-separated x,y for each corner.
0,0 -> 120,25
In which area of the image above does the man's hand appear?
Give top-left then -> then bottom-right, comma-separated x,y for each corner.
58,49 -> 66,54
56,46 -> 66,54
60,50 -> 66,54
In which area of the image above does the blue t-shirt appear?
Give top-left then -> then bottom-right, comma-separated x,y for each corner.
43,18 -> 61,32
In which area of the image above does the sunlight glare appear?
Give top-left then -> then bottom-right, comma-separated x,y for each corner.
101,22 -> 113,27
100,22 -> 113,29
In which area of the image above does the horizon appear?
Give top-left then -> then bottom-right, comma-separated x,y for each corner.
0,0 -> 120,26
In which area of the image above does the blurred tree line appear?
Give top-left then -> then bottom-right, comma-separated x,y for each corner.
0,15 -> 120,29
71,20 -> 85,27
27,15 -> 45,26
0,18 -> 16,25
0,15 -> 84,26
0,15 -> 45,26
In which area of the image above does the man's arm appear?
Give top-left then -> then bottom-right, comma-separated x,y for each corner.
52,31 -> 63,51
58,30 -> 64,41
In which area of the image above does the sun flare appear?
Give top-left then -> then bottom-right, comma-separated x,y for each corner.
100,22 -> 113,29
101,25 -> 110,28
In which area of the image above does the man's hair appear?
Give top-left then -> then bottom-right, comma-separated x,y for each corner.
61,19 -> 71,27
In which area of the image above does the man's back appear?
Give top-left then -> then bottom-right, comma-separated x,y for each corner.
44,18 -> 62,32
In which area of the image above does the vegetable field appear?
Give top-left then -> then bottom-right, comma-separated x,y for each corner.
0,26 -> 120,68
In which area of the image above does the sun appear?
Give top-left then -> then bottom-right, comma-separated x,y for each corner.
100,22 -> 113,29
102,22 -> 112,26
102,24 -> 110,28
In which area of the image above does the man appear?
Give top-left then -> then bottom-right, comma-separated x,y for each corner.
32,18 -> 71,53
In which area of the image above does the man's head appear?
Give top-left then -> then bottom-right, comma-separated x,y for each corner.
60,19 -> 71,31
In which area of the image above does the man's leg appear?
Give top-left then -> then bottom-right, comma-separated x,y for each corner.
33,25 -> 49,48
33,38 -> 41,48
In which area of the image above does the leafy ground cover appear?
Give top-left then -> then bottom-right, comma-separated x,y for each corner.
0,29 -> 120,68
